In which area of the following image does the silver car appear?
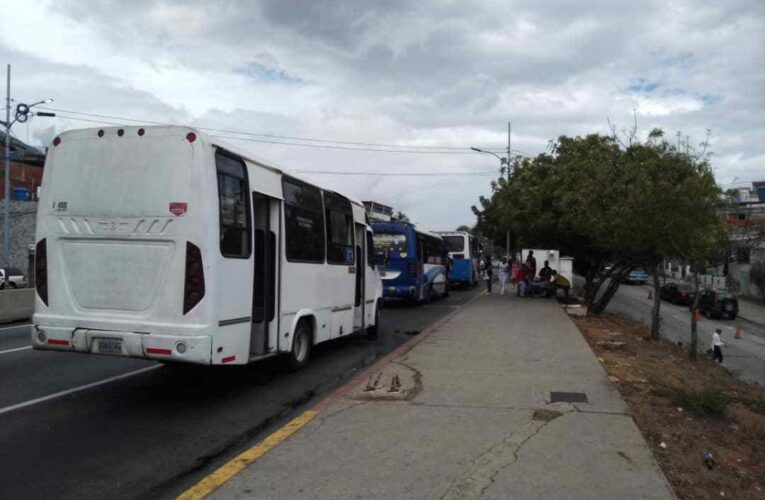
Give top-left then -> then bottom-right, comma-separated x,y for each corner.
0,267 -> 27,289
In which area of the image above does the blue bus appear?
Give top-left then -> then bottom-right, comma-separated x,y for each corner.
372,222 -> 449,303
436,231 -> 479,287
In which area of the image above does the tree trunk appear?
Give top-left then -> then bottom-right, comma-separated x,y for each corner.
690,272 -> 700,361
589,268 -> 629,314
650,263 -> 662,339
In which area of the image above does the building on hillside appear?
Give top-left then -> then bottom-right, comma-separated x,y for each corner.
0,131 -> 46,200
662,181 -> 765,299
0,133 -> 45,277
724,181 -> 765,299
363,200 -> 394,222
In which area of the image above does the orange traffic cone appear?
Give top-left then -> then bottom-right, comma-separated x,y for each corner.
694,309 -> 701,322
735,326 -> 742,340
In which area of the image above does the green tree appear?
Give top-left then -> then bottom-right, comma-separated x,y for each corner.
474,130 -> 721,339
456,225 -> 472,232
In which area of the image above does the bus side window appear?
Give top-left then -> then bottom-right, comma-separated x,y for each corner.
323,192 -> 353,265
282,177 -> 325,263
216,152 -> 251,259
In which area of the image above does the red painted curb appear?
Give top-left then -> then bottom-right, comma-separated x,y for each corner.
313,292 -> 484,412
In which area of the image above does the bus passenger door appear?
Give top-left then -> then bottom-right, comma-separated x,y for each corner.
353,223 -> 365,330
250,193 -> 280,356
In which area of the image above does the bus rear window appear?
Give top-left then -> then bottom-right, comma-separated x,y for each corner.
373,233 -> 407,258
443,236 -> 465,253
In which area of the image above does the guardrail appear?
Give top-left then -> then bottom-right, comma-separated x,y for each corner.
0,288 -> 34,324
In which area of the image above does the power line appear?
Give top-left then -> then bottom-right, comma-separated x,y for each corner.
293,170 -> 498,176
48,112 -> 507,156
41,106 -> 513,153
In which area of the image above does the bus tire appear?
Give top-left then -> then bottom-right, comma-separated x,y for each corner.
367,302 -> 380,337
288,319 -> 312,370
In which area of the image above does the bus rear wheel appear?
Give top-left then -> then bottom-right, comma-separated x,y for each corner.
288,320 -> 312,370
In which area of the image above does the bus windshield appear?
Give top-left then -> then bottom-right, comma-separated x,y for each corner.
443,236 -> 465,253
373,233 -> 408,257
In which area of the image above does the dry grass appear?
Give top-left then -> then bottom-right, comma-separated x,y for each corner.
572,313 -> 765,500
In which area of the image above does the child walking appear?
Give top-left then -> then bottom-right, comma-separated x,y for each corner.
712,328 -> 725,363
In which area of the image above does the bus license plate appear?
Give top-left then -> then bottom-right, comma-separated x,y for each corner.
97,338 -> 123,354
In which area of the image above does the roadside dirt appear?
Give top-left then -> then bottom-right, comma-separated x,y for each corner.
572,313 -> 765,500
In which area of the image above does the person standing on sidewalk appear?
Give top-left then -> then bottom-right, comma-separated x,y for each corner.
480,257 -> 493,293
499,258 -> 509,295
712,328 -> 725,363
526,250 -> 537,279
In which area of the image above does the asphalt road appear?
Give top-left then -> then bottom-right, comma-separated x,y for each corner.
605,282 -> 765,387
0,286 -> 483,500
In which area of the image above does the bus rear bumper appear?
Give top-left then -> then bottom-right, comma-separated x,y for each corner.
382,284 -> 418,301
31,325 -> 213,365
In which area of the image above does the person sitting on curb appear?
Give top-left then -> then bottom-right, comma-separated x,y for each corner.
712,328 -> 725,364
551,270 -> 570,298
538,260 -> 553,282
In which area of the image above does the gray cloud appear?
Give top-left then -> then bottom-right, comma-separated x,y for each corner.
1,0 -> 763,228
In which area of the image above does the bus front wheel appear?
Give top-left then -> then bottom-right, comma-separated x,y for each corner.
288,319 -> 312,370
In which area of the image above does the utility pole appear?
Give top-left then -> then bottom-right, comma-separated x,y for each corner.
3,64 -> 11,286
1,65 -> 55,287
505,121 -> 511,259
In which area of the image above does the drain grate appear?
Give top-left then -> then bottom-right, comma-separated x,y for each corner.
550,391 -> 589,403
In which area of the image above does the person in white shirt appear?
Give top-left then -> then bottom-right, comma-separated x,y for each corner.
499,258 -> 509,295
711,328 -> 725,364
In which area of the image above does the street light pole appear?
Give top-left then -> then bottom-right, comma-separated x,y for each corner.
1,64 -> 55,287
4,64 -> 11,285
471,144 -> 511,259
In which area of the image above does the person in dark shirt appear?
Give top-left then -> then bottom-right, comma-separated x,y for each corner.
538,260 -> 553,282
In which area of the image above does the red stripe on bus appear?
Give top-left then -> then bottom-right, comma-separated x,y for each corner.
47,339 -> 70,346
146,347 -> 172,355
222,355 -> 236,364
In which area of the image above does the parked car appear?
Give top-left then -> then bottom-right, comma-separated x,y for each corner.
696,289 -> 738,320
660,283 -> 695,305
0,267 -> 27,289
622,268 -> 648,285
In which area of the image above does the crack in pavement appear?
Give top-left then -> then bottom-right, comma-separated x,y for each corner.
291,401 -> 367,442
438,408 -> 575,500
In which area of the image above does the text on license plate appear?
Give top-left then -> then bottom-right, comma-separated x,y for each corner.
97,338 -> 123,354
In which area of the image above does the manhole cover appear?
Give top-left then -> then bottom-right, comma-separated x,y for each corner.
550,391 -> 588,403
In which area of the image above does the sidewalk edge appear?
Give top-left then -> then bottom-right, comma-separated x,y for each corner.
177,291 -> 484,499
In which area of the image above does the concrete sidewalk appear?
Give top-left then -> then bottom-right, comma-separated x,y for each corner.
211,294 -> 675,499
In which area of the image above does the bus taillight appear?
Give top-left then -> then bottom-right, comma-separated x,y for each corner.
35,239 -> 48,306
183,242 -> 205,314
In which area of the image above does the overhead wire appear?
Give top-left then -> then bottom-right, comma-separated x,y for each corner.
41,106 -> 522,155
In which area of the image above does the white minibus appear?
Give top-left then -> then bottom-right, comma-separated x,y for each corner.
32,126 -> 382,368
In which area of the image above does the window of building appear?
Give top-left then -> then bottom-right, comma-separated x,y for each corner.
324,192 -> 354,265
216,152 -> 251,258
283,177 -> 325,263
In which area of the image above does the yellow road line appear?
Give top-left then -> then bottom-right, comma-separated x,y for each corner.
177,410 -> 319,500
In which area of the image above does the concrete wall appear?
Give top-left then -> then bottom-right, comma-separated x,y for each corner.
0,200 -> 38,273
0,288 -> 34,323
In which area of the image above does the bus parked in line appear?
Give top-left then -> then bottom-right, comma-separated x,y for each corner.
32,126 -> 382,368
436,231 -> 480,287
371,221 -> 449,303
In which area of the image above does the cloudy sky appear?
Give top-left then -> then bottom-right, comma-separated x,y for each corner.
1,0 -> 763,229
